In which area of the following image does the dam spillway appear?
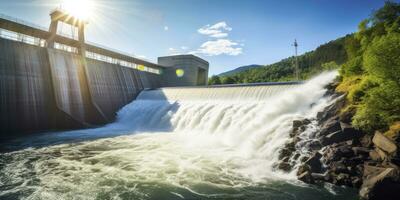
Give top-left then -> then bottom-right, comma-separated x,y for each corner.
0,71 -> 358,199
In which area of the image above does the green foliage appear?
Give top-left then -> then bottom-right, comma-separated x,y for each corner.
322,61 -> 340,70
353,80 -> 400,132
214,36 -> 349,84
340,56 -> 363,77
339,1 -> 400,133
371,1 -> 400,25
221,76 -> 236,84
208,75 -> 221,85
363,33 -> 400,84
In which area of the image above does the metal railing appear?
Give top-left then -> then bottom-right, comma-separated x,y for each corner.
0,13 -> 48,31
0,13 -> 161,74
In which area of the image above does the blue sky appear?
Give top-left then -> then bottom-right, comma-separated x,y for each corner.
0,0 -> 395,75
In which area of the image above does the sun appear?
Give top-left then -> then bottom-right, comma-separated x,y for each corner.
61,0 -> 95,20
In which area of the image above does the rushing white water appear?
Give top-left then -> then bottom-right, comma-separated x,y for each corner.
0,71 -> 358,199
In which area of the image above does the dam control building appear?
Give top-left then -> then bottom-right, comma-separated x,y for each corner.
0,9 -> 209,136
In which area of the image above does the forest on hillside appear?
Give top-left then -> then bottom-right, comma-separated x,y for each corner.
208,35 -> 350,85
337,1 -> 400,135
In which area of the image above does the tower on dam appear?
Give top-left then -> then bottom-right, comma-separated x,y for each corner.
158,55 -> 209,87
0,8 -> 209,135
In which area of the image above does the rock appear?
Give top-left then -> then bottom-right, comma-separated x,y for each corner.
311,172 -> 328,181
333,173 -> 352,186
322,129 -> 364,146
278,148 -> 293,160
317,96 -> 345,124
331,161 -> 348,174
375,147 -> 389,161
305,152 -> 322,173
297,164 -> 311,176
360,165 -> 400,200
352,147 -> 371,156
278,162 -> 292,172
293,153 -> 300,160
340,122 -> 365,137
351,177 -> 363,188
281,156 -> 290,162
369,150 -> 381,161
300,156 -> 310,163
293,120 -> 303,130
360,134 -> 373,148
319,118 -> 341,137
372,132 -> 397,155
298,171 -> 315,184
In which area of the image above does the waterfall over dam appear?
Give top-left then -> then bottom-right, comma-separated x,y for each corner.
0,71 -> 358,199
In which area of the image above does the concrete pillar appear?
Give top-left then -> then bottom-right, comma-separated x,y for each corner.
47,20 -> 58,48
78,23 -> 86,56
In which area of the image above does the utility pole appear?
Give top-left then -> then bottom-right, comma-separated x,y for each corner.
292,39 -> 300,81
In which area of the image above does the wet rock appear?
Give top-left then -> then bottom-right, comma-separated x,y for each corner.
300,156 -> 310,163
352,147 -> 371,156
311,172 -> 331,182
322,129 -> 364,146
317,96 -> 345,124
319,118 -> 341,137
331,161 -> 348,174
372,132 -> 397,155
297,164 -> 311,176
277,161 -> 292,172
278,148 -> 293,160
293,153 -> 300,160
333,173 -> 352,186
293,120 -> 303,130
305,152 -> 322,173
352,176 -> 363,188
360,165 -> 400,200
298,171 -> 315,184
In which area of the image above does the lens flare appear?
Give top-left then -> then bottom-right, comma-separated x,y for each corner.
61,0 -> 94,20
176,69 -> 184,77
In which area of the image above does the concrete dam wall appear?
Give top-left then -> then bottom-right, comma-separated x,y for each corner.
0,38 -> 162,136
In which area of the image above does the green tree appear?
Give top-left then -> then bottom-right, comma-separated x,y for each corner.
221,76 -> 236,84
363,33 -> 400,85
208,75 -> 221,85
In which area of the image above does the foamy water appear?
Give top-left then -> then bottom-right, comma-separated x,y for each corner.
0,71 -> 357,199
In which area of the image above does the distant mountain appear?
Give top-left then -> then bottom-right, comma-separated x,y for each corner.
218,64 -> 264,77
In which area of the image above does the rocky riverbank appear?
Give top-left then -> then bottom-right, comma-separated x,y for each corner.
277,81 -> 400,200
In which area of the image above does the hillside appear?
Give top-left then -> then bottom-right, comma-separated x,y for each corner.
218,64 -> 264,77
209,35 -> 350,84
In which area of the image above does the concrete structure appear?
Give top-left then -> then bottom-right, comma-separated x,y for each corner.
0,10 -> 209,137
158,55 -> 209,87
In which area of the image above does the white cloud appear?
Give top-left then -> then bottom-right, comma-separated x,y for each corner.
164,26 -> 169,31
191,39 -> 242,56
168,47 -> 182,55
181,46 -> 188,50
198,21 -> 232,38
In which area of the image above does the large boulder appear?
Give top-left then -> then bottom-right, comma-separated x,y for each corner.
360,165 -> 400,200
322,129 -> 364,146
305,152 -> 322,173
372,132 -> 397,156
319,118 -> 341,137
298,171 -> 315,184
317,96 -> 345,124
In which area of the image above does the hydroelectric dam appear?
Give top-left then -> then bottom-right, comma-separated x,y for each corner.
0,10 -> 209,137
0,9 -> 360,200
